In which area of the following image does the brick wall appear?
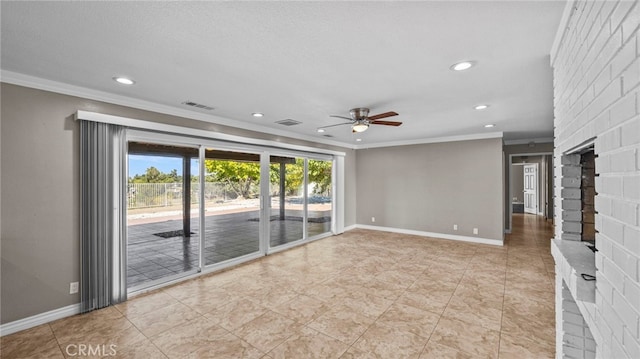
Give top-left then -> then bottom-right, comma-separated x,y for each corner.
558,278 -> 597,359
552,0 -> 640,358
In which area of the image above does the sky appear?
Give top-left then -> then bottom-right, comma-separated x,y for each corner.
128,155 -> 199,177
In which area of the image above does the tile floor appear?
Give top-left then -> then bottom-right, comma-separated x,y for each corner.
127,210 -> 332,288
1,214 -> 555,358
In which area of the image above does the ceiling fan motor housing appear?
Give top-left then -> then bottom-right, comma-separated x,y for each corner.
350,108 -> 370,121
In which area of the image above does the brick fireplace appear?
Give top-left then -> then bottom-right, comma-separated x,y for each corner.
551,1 -> 640,358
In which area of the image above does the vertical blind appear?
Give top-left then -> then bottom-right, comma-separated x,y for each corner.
79,120 -> 127,313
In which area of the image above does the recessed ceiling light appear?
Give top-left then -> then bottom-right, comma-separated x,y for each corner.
475,104 -> 489,110
252,112 -> 264,118
317,128 -> 325,133
356,139 -> 362,142
484,124 -> 495,128
450,61 -> 475,71
113,76 -> 135,85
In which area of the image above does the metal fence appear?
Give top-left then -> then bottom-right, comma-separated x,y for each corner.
127,182 -> 259,209
127,182 -> 331,210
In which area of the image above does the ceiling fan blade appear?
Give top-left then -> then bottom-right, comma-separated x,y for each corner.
317,122 -> 352,130
368,111 -> 398,121
370,120 -> 403,126
330,115 -> 353,121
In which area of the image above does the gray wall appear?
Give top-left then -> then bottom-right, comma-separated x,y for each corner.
510,164 -> 525,203
355,138 -> 504,241
0,83 -> 356,324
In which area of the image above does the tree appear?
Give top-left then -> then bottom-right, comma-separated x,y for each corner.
129,166 -> 181,183
205,160 -> 260,198
308,160 -> 332,195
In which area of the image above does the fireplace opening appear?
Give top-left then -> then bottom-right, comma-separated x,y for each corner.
580,148 -> 596,251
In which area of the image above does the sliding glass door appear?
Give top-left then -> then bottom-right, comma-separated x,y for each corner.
307,159 -> 333,237
268,155 -> 333,251
269,155 -> 305,248
202,148 -> 261,265
124,130 -> 336,293
126,142 -> 200,290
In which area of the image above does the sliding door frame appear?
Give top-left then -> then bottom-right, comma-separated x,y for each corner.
125,128 -> 340,294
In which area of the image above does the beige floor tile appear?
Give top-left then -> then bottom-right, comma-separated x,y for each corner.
419,342 -> 474,359
428,317 -> 500,358
351,321 -> 428,359
183,332 -> 265,359
499,333 -> 555,359
58,324 -> 147,358
501,312 -> 555,345
375,269 -> 419,287
420,267 -> 466,283
114,290 -> 178,318
172,286 -> 236,314
357,278 -> 407,300
249,287 -> 300,307
304,282 -> 350,301
338,346 -> 373,358
268,327 -> 349,359
375,302 -> 440,339
442,295 -> 503,331
49,307 -> 125,343
233,310 -> 303,353
7,214 -> 555,359
0,324 -> 63,359
128,301 -> 200,337
272,294 -> 330,324
150,316 -> 229,358
111,338 -> 168,358
396,284 -> 455,315
336,291 -> 395,319
205,297 -> 269,331
307,305 -> 375,345
162,278 -> 214,300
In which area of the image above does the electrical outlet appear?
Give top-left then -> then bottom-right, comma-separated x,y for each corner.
371,217 -> 376,223
69,282 -> 79,294
473,228 -> 479,235
453,224 -> 458,231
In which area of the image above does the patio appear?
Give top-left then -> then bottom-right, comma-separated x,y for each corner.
127,209 -> 331,289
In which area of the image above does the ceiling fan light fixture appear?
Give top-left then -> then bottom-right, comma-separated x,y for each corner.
450,61 -> 475,71
352,123 -> 369,133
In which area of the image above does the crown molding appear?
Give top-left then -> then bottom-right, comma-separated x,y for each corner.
0,70 -> 356,150
354,132 -> 503,150
503,137 -> 554,146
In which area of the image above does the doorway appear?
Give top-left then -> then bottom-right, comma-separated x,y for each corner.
523,163 -> 538,214
507,152 -> 553,233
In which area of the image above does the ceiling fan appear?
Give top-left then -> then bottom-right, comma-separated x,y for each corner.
318,108 -> 402,133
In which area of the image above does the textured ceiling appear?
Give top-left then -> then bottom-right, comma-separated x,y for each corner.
1,1 -> 565,147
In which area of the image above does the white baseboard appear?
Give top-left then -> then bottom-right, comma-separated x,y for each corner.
355,224 -> 503,246
343,224 -> 357,232
1,303 -> 81,336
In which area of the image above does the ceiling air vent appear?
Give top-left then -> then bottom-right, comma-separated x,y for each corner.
275,119 -> 302,126
323,134 -> 334,138
182,101 -> 215,111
